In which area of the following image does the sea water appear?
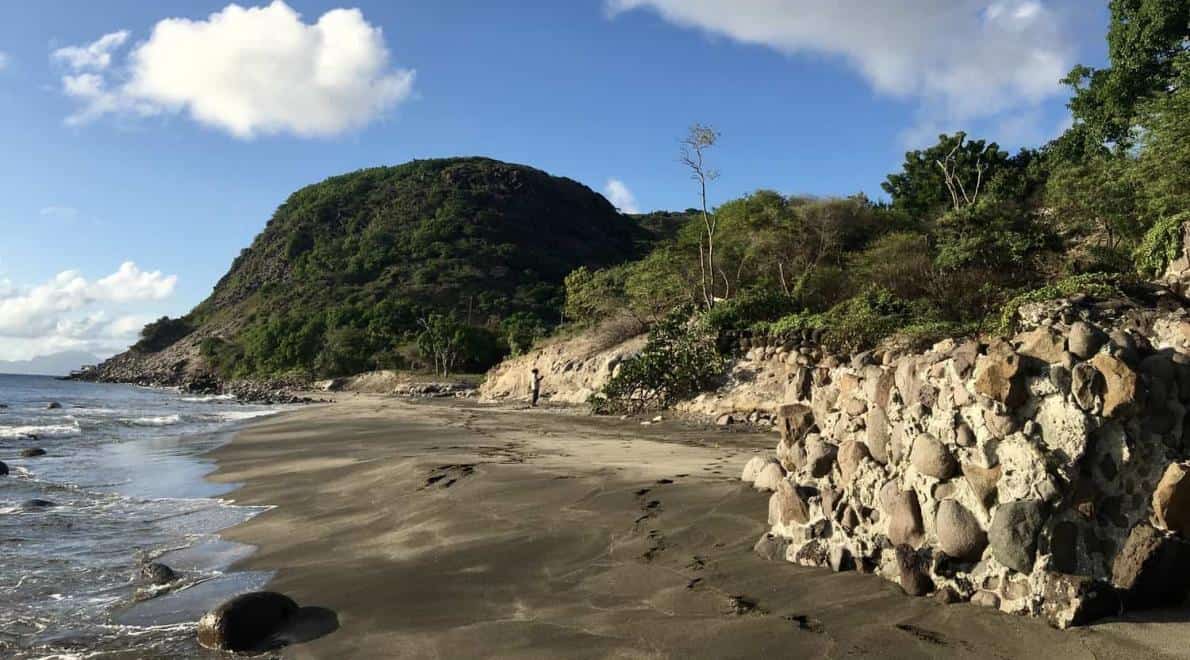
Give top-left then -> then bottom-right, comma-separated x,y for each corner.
0,374 -> 281,658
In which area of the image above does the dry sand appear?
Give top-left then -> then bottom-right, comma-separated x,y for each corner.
208,396 -> 1190,658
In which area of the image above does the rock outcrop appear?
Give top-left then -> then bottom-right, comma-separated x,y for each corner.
758,287 -> 1190,627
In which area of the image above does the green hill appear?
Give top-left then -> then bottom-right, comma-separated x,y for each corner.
109,157 -> 652,381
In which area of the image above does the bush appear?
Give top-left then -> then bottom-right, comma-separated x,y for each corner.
133,316 -> 195,353
993,273 -> 1125,335
500,312 -> 547,356
1134,212 -> 1188,278
591,306 -> 724,415
700,289 -> 797,337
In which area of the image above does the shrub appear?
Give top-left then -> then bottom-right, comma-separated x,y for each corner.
993,273 -> 1125,335
1134,212 -> 1188,278
591,306 -> 724,415
500,312 -> 547,356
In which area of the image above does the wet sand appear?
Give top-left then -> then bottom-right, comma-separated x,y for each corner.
208,396 -> 1190,658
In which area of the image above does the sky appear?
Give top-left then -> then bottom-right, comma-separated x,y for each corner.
0,0 -> 1109,361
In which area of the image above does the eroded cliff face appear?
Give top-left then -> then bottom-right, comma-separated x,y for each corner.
479,330 -> 647,405
745,287 -> 1190,627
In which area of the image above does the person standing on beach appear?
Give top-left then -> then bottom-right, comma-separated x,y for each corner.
529,368 -> 543,407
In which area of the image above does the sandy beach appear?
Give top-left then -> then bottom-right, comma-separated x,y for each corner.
206,397 -> 1190,659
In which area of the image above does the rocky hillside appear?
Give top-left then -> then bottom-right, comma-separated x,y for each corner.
85,158 -> 658,387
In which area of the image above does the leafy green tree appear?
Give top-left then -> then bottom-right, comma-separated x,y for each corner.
563,265 -> 629,326
500,312 -> 547,356
1064,0 -> 1190,147
1045,156 -> 1141,252
882,133 -> 1012,221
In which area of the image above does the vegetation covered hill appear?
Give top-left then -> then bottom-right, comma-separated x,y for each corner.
119,157 -> 661,379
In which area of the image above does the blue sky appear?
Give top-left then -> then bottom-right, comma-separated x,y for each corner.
0,1 -> 1108,360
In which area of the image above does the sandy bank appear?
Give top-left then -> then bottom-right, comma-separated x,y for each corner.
207,397 -> 1189,658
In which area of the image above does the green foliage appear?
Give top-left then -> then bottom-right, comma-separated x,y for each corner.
1134,212 -> 1189,277
500,312 -> 547,356
700,288 -> 798,337
591,306 -> 724,415
932,200 -> 1049,272
993,273 -> 1127,335
163,158 -> 669,379
881,133 -> 1013,220
1045,156 -> 1141,250
416,314 -> 466,378
1064,0 -> 1189,147
563,265 -> 630,326
133,317 -> 195,353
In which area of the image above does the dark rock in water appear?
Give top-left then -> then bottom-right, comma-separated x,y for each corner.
22,499 -> 56,510
20,448 -> 47,458
140,562 -> 178,585
197,591 -> 299,652
0,461 -> 7,476
46,401 -> 62,410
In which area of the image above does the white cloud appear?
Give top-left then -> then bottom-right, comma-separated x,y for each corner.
54,1 -> 415,138
39,206 -> 79,220
52,30 -> 129,71
607,0 -> 1078,146
0,262 -> 176,340
604,178 -> 642,214
0,51 -> 10,70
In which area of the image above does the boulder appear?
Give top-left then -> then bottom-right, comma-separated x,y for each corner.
1016,327 -> 1066,364
909,433 -> 958,480
935,499 -> 987,560
955,423 -> 976,448
21,499 -> 56,510
197,591 -> 300,652
46,401 -> 62,410
753,462 -> 786,492
741,456 -> 771,482
804,436 -> 838,478
1111,524 -> 1190,609
886,488 -> 925,548
864,406 -> 890,464
1090,353 -> 1140,418
1153,462 -> 1190,536
0,461 -> 7,476
776,403 -> 815,443
989,500 -> 1044,573
971,591 -> 1001,609
973,343 -> 1026,408
1068,322 -> 1106,359
140,562 -> 178,585
769,480 -> 811,526
715,413 -> 735,426
829,545 -> 854,572
753,533 -> 791,561
20,448 -> 46,458
895,545 -> 934,596
837,439 -> 870,482
1070,362 -> 1099,411
1042,574 -> 1121,629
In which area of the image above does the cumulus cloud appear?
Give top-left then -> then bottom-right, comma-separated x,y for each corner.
604,178 -> 642,214
54,1 -> 415,138
0,262 -> 176,339
606,0 -> 1078,145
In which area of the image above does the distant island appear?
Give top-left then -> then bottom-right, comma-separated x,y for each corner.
0,350 -> 101,376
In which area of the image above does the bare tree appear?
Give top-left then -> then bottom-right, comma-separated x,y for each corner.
680,123 -> 721,307
936,134 -> 988,212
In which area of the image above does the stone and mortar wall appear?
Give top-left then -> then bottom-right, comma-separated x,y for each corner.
745,291 -> 1190,627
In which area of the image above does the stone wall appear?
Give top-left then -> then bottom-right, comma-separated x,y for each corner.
745,287 -> 1190,627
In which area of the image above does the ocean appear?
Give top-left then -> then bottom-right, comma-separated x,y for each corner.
0,374 -> 282,658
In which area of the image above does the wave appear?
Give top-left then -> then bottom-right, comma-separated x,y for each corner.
0,422 -> 82,439
180,394 -> 235,403
124,415 -> 182,427
216,409 -> 282,422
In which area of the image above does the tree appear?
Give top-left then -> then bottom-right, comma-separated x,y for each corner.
1064,0 -> 1190,147
882,133 -> 1013,221
680,123 -> 721,307
1045,156 -> 1141,252
416,314 -> 465,378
